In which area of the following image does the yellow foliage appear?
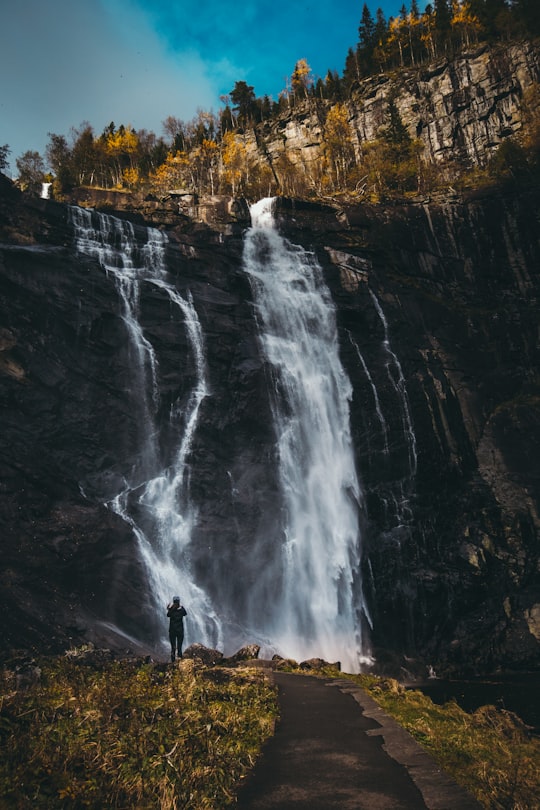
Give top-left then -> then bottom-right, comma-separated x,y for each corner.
149,151 -> 190,194
291,58 -> 313,97
221,132 -> 247,194
122,167 -> 140,188
451,0 -> 482,44
201,138 -> 218,156
323,103 -> 356,191
106,126 -> 139,156
325,103 -> 351,145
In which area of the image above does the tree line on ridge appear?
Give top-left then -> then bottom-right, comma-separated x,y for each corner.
2,0 -> 540,202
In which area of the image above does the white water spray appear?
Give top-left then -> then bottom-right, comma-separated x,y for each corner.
244,199 -> 371,671
370,290 -> 417,477
68,207 -> 221,651
349,333 -> 390,455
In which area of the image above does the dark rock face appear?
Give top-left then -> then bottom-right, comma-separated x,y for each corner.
0,177 -> 538,675
299,192 -> 540,675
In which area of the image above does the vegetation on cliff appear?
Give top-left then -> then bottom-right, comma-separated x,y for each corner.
4,1 -> 540,204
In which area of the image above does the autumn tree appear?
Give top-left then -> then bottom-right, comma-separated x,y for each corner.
191,138 -> 219,194
149,151 -> 191,196
220,131 -> 248,194
291,59 -> 314,101
103,124 -> 140,187
323,103 -> 356,190
388,13 -> 408,66
451,0 -> 482,47
16,150 -> 45,194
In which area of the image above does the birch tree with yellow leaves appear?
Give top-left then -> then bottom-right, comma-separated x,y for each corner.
323,103 -> 356,190
451,0 -> 483,47
221,131 -> 248,195
104,125 -> 140,187
291,59 -> 314,103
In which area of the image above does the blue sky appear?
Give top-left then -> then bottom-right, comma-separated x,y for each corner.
1,0 -> 426,174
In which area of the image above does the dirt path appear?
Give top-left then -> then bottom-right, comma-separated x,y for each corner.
235,672 -> 482,809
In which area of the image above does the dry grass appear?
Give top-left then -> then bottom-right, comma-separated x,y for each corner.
354,673 -> 540,810
0,653 -> 277,809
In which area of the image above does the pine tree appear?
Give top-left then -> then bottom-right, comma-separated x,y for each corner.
229,82 -> 256,127
358,3 -> 377,72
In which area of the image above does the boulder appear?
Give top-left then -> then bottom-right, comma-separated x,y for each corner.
183,643 -> 223,666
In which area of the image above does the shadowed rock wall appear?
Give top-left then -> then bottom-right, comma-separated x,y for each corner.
287,192 -> 540,674
0,177 -> 538,674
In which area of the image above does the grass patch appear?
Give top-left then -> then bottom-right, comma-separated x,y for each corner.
0,652 -> 277,809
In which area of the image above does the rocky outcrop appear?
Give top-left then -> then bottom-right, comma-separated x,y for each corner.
349,40 -> 540,166
243,40 -> 540,175
0,177 -> 538,676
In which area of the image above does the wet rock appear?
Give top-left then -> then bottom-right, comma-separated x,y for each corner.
0,177 -> 538,677
299,658 -> 341,671
227,644 -> 261,662
183,643 -> 224,666
271,655 -> 298,671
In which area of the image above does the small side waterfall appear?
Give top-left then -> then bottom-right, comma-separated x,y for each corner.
368,291 -> 417,542
370,290 -> 417,478
243,198 -> 371,671
68,207 -> 221,652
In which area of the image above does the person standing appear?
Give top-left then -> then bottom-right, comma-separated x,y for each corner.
167,596 -> 187,662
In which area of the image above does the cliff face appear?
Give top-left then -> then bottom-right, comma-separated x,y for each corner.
0,176 -> 538,675
245,40 -> 540,176
304,192 -> 540,674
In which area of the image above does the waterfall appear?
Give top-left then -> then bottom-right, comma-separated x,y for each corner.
367,290 -> 417,543
369,290 -> 417,477
349,333 -> 389,455
68,207 -> 221,652
243,198 -> 371,672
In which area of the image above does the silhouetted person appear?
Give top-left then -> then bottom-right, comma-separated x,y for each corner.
167,596 -> 187,662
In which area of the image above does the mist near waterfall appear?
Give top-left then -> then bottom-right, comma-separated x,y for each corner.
69,207 -> 221,654
68,202 -> 372,670
243,199 -> 372,671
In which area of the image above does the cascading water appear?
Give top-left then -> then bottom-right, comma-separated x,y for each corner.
368,290 -> 417,541
243,198 -> 372,672
68,207 -> 221,652
369,290 -> 417,478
